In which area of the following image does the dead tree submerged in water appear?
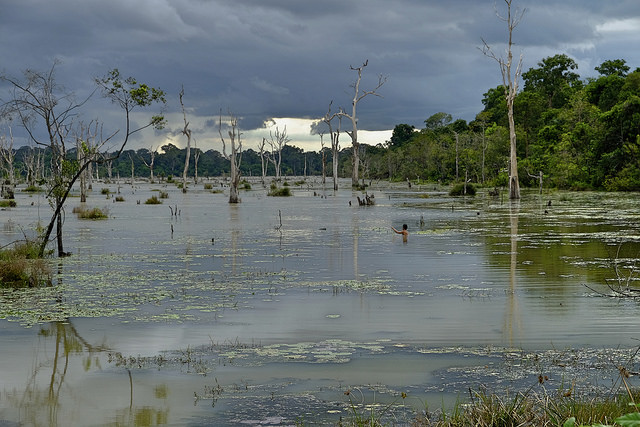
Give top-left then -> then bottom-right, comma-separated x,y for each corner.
481,0 -> 525,200
218,111 -> 243,204
179,86 -> 192,192
339,59 -> 387,188
356,193 -> 375,206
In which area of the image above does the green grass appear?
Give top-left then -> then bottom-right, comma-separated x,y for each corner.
337,386 -> 640,427
0,200 -> 16,207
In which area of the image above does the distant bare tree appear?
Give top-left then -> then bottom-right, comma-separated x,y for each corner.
482,0 -> 525,200
339,60 -> 386,187
193,141 -> 201,184
267,126 -> 290,181
321,101 -> 342,191
319,132 -> 327,184
0,127 -> 16,186
258,137 -> 267,185
218,110 -> 243,204
179,86 -> 191,192
140,145 -> 157,182
76,121 -> 101,202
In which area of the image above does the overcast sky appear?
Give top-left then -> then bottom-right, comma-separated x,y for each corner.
2,0 -> 640,153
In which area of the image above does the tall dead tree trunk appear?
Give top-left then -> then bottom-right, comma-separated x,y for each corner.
339,60 -> 386,188
319,133 -> 327,185
322,101 -> 342,191
193,144 -> 200,184
218,111 -> 242,204
258,137 -> 267,185
179,86 -> 191,193
0,128 -> 16,187
140,146 -> 156,182
482,0 -> 524,200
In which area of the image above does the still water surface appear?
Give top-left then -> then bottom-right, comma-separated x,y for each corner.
1,179 -> 640,425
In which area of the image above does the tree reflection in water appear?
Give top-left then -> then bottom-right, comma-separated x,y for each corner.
4,321 -> 169,426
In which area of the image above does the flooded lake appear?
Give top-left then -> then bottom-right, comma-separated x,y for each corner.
2,179 -> 640,425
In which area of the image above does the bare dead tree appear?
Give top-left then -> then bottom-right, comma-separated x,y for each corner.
321,101 -> 342,191
527,170 -> 543,194
481,0 -> 525,200
179,86 -> 191,192
0,127 -> 16,187
218,110 -> 242,204
140,145 -> 157,182
258,137 -> 267,185
338,60 -> 387,187
128,153 -> 135,186
193,140 -> 201,184
319,132 -> 327,185
266,126 -> 290,181
585,243 -> 640,299
76,121 -> 101,202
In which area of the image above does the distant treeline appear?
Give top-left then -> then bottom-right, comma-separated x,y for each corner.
4,54 -> 640,190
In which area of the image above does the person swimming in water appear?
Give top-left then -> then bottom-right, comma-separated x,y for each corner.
391,224 -> 408,242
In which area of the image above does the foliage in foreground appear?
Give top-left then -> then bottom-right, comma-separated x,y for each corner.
336,384 -> 640,427
0,240 -> 51,287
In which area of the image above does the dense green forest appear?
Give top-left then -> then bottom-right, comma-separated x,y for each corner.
3,55 -> 640,191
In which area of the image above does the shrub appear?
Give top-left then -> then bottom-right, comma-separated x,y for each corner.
0,200 -> 16,208
0,240 -> 51,288
73,205 -> 109,219
203,183 -> 213,190
268,187 -> 291,197
449,182 -> 476,196
242,182 -> 251,190
293,180 -> 306,186
145,195 -> 162,204
101,188 -> 110,195
115,196 -> 125,202
159,191 -> 169,199
24,184 -> 43,192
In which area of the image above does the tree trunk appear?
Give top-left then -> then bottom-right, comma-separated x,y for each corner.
332,147 -> 339,191
507,97 -> 520,199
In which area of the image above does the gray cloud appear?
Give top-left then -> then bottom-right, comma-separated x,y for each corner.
2,0 -> 640,151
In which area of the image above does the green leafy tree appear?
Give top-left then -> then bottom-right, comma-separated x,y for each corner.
388,123 -> 415,149
595,58 -> 630,77
522,54 -> 582,109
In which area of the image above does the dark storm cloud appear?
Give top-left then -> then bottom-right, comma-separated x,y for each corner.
1,0 -> 640,150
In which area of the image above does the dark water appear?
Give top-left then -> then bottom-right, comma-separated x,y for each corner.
2,180 -> 640,425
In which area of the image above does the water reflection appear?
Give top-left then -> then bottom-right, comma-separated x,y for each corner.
0,320 -> 173,427
504,202 -> 521,346
2,321 -> 106,426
